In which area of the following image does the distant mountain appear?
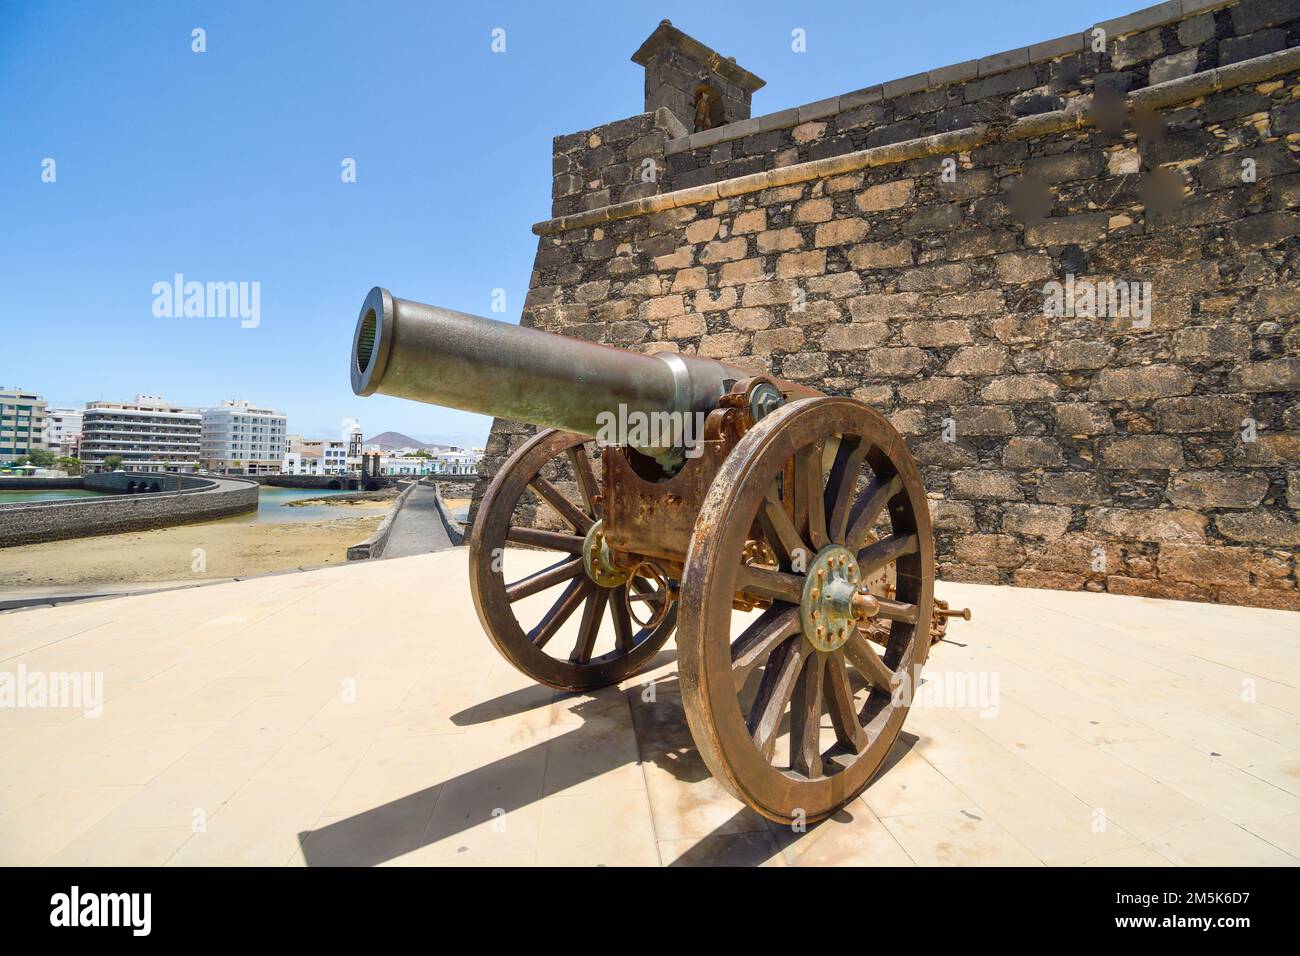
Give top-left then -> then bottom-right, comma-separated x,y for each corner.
365,431 -> 441,450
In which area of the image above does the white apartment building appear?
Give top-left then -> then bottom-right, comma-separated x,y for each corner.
377,449 -> 482,477
46,408 -> 83,457
80,395 -> 202,473
381,455 -> 436,477
282,449 -> 323,476
0,387 -> 48,463
282,439 -> 347,476
200,400 -> 288,475
433,448 -> 483,476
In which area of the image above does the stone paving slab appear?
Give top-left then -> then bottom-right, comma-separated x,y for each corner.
0,549 -> 1297,866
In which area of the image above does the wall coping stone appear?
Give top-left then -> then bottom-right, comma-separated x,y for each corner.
656,0 -> 1239,157
534,43 -> 1300,236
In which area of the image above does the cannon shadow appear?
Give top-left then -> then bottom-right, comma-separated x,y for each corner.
296,656 -> 917,867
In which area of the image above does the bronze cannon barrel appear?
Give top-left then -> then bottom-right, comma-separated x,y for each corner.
350,287 -> 744,458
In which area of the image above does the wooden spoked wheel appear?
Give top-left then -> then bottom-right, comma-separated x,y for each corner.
469,429 -> 677,692
678,397 -> 935,824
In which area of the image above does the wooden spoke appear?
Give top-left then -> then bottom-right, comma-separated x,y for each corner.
469,429 -> 676,694
569,588 -> 609,665
529,476 -> 594,533
730,605 -> 801,691
529,578 -> 591,649
746,637 -> 806,761
844,632 -> 896,692
845,473 -> 903,552
796,444 -> 829,551
824,436 -> 868,544
505,556 -> 583,602
507,526 -> 585,553
825,653 -> 869,754
610,585 -> 635,653
674,397 -> 935,825
756,485 -> 806,569
566,445 -> 602,518
736,564 -> 805,605
789,652 -> 826,778
857,533 -> 918,576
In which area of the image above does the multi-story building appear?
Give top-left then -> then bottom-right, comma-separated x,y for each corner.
381,454 -> 436,477
433,448 -> 483,476
281,448 -> 323,476
46,408 -> 83,458
80,395 -> 201,473
0,388 -> 49,463
282,439 -> 347,476
200,399 -> 288,475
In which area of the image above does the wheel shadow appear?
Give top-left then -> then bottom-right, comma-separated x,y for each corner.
661,729 -> 918,866
297,654 -> 916,867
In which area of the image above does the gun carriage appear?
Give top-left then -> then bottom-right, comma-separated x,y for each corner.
351,287 -> 968,823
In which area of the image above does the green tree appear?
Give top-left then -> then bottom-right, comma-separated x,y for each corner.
21,448 -> 56,467
104,454 -> 123,471
56,456 -> 81,476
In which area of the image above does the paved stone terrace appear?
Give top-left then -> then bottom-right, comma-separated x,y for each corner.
1,549 -> 1297,866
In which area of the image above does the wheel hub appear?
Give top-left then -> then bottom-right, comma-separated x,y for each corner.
582,519 -> 628,587
801,544 -> 863,653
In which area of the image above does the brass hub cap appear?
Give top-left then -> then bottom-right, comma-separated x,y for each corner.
582,519 -> 628,588
801,544 -> 862,653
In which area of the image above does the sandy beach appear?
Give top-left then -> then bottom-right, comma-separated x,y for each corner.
0,501 -> 389,589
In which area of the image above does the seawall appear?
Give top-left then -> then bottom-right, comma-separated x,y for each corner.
0,474 -> 259,547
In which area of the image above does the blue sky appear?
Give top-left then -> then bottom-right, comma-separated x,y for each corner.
0,0 -> 1137,445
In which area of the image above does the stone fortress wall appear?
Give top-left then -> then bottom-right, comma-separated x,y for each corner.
475,0 -> 1300,610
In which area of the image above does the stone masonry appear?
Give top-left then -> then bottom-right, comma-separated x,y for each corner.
0,474 -> 258,547
473,0 -> 1300,611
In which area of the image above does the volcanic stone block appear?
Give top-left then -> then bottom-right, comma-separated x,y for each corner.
1154,396 -> 1251,433
1086,507 -> 1207,543
1091,366 -> 1194,400
1002,503 -> 1073,539
1099,436 -> 1185,468
950,470 -> 1023,500
1216,512 -> 1300,547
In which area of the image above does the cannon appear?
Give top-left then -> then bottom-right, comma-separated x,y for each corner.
350,286 -> 969,824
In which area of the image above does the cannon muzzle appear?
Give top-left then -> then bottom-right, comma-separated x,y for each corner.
351,288 -> 744,462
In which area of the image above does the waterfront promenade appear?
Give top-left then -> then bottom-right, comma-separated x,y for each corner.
1,549 -> 1297,866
